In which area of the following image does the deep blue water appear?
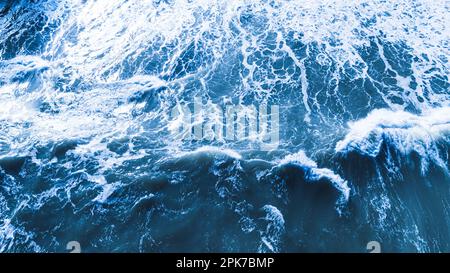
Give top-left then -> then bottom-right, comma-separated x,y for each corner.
0,0 -> 449,252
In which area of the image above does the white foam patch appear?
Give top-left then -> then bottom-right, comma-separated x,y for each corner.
176,146 -> 242,160
336,106 -> 450,174
0,198 -> 43,252
278,150 -> 350,205
43,0 -> 449,79
259,205 -> 285,253
278,150 -> 317,168
1,0 -> 448,161
0,65 -> 157,161
86,174 -> 118,203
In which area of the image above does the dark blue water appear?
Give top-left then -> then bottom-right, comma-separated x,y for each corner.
0,0 -> 449,252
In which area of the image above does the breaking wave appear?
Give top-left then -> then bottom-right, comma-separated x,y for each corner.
0,0 -> 449,252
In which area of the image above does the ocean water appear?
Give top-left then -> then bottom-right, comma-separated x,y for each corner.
0,0 -> 449,252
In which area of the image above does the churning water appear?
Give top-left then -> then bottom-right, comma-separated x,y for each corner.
0,0 -> 449,252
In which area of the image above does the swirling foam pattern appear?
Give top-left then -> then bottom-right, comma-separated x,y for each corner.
0,0 -> 449,252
